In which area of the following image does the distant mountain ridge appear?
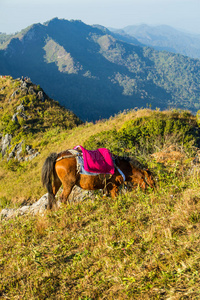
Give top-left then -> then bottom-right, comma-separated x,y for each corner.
1,18 -> 200,121
110,24 -> 200,59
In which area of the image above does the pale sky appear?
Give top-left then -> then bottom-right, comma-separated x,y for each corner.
0,0 -> 200,34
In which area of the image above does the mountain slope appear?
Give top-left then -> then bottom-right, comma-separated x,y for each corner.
112,24 -> 200,59
1,104 -> 200,299
1,19 -> 200,121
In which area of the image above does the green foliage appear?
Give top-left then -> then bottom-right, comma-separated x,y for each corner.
3,120 -> 20,135
84,111 -> 199,162
0,196 -> 11,209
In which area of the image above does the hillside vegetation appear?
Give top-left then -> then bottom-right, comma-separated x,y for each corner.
1,19 -> 200,121
1,77 -> 200,299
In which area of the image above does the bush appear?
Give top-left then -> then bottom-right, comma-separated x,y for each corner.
84,111 -> 199,160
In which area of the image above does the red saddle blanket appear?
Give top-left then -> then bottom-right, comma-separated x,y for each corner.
74,145 -> 115,175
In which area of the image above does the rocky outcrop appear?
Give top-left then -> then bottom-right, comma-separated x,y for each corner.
0,194 -> 49,220
0,134 -> 40,162
6,141 -> 40,162
1,134 -> 12,157
0,186 -> 97,220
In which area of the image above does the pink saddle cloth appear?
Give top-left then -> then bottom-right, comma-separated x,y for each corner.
74,145 -> 115,175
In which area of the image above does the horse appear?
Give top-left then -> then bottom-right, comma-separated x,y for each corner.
41,149 -> 155,209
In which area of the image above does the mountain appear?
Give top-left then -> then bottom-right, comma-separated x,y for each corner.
1,18 -> 200,121
111,24 -> 200,59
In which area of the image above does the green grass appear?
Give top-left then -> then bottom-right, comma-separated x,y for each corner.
1,167 -> 200,299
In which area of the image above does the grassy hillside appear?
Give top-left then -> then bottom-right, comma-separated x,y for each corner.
1,77 -> 200,299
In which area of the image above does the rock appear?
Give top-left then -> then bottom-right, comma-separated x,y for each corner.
12,113 -> 18,122
7,141 -> 24,161
11,90 -> 19,98
0,187 -> 97,221
24,151 -> 40,161
28,86 -> 36,95
21,81 -> 27,88
17,104 -> 25,111
19,112 -> 28,120
68,185 -> 95,203
0,194 -> 49,220
37,91 -> 44,101
0,208 -> 16,220
26,145 -> 34,155
15,141 -> 24,160
1,134 -> 12,157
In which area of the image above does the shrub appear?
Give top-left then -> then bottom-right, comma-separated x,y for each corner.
84,111 -> 199,160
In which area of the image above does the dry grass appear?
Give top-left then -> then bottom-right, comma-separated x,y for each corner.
1,177 -> 200,299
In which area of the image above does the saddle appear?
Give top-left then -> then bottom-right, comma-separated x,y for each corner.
73,145 -> 115,175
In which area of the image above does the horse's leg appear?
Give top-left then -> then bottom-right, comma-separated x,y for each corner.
106,182 -> 119,198
49,171 -> 62,209
60,182 -> 75,204
55,157 -> 77,205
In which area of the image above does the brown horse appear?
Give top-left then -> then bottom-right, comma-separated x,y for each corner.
41,149 -> 154,209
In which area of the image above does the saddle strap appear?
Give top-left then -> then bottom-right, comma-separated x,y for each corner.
116,166 -> 126,181
56,149 -> 80,162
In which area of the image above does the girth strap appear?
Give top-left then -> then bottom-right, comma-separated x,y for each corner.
116,166 -> 126,181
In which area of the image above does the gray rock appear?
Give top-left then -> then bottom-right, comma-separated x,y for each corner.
19,112 -> 28,120
11,90 -> 19,98
37,91 -> 44,101
7,141 -> 24,161
12,113 -> 18,122
21,81 -> 27,88
26,145 -> 34,155
0,194 -> 50,220
17,104 -> 25,111
0,208 -> 16,220
28,86 -> 36,95
0,187 -> 97,220
24,151 -> 40,161
1,134 -> 12,157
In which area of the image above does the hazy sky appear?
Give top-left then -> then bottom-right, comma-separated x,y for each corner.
0,0 -> 200,34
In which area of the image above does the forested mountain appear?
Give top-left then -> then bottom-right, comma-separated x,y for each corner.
111,24 -> 200,59
1,18 -> 200,121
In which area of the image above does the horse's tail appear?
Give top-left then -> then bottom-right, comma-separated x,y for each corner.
41,152 -> 58,208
